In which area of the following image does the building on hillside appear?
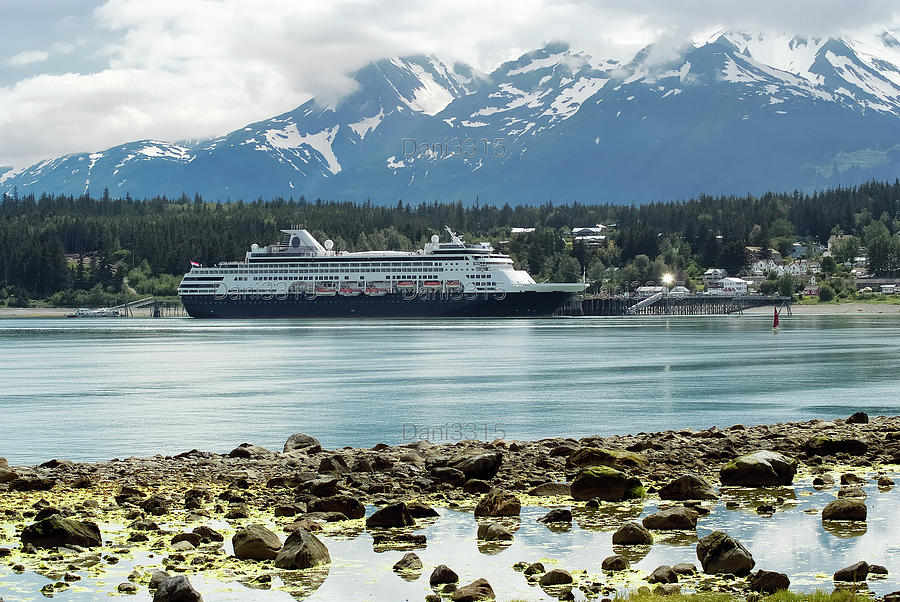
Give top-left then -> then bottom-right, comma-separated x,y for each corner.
785,260 -> 821,276
669,285 -> 690,298
718,277 -> 750,295
750,258 -> 779,275
636,285 -> 668,298
790,242 -> 826,259
702,268 -> 728,288
510,227 -> 535,234
572,225 -> 606,236
572,224 -> 607,246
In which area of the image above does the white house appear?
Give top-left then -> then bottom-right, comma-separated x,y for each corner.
636,286 -> 668,298
718,277 -> 750,295
703,268 -> 728,288
751,259 -> 779,275
572,224 -> 606,236
511,227 -> 535,234
573,234 -> 606,246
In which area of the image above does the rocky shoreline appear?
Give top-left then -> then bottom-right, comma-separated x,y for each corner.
1,414 -> 898,601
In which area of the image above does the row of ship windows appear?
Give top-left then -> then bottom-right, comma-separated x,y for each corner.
203,261 -> 462,272
185,274 -> 491,285
192,267 -> 450,276
181,275 -> 446,288
251,275 -> 441,281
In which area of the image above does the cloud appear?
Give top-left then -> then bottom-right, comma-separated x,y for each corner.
8,50 -> 50,66
1,0 -> 900,170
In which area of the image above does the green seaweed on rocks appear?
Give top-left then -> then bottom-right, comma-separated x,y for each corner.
617,589 -> 868,602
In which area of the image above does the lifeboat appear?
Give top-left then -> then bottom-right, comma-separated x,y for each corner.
315,286 -> 337,296
365,287 -> 388,297
338,287 -> 362,296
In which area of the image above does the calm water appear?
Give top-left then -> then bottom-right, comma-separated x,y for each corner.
1,314 -> 899,464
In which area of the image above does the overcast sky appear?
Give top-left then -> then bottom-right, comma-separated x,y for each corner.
2,0 -> 899,172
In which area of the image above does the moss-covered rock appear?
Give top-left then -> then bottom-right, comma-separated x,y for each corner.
805,437 -> 868,457
719,451 -> 798,486
570,466 -> 644,501
21,515 -> 102,548
474,489 -> 521,517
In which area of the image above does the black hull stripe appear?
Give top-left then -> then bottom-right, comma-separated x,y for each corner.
180,291 -> 574,318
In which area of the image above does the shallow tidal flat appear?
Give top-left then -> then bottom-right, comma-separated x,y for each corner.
0,416 -> 898,601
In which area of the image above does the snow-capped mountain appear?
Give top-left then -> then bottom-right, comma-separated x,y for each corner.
7,32 -> 900,203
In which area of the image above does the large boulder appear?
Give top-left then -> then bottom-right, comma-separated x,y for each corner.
452,577 -> 495,601
431,467 -> 467,486
366,503 -> 415,528
430,564 -> 459,586
317,454 -> 351,474
450,452 -> 503,480
750,570 -> 791,593
283,433 -> 322,454
822,499 -> 867,521
476,522 -> 514,541
21,515 -> 102,548
567,447 -> 648,470
642,507 -> 698,530
153,575 -> 203,602
696,530 -> 755,576
9,477 -> 54,491
659,474 -> 718,500
570,466 -> 644,501
602,555 -> 631,571
0,467 -> 17,483
539,569 -> 573,585
273,529 -> 331,569
393,552 -> 423,573
474,489 -> 521,517
612,522 -> 653,545
719,451 -> 797,486
648,565 -> 678,584
308,495 -> 365,519
834,561 -> 869,582
537,508 -> 572,524
805,437 -> 868,457
405,501 -> 440,518
232,524 -> 282,560
228,443 -> 273,459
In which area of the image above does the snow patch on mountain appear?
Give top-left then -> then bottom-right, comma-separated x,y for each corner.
825,50 -> 900,104
542,77 -> 607,120
264,124 -> 342,174
506,51 -> 589,76
348,108 -> 385,139
137,142 -> 193,161
392,58 -> 461,115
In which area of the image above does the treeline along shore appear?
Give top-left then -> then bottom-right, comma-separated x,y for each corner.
2,178 -> 900,308
1,415 -> 898,600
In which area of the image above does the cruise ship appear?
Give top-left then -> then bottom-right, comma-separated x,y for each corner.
178,227 -> 584,318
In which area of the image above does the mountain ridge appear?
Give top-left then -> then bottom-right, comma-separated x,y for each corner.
6,30 -> 900,204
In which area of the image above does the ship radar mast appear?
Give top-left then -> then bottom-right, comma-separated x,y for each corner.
445,226 -> 464,246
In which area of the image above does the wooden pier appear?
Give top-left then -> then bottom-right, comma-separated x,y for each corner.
563,295 -> 791,317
